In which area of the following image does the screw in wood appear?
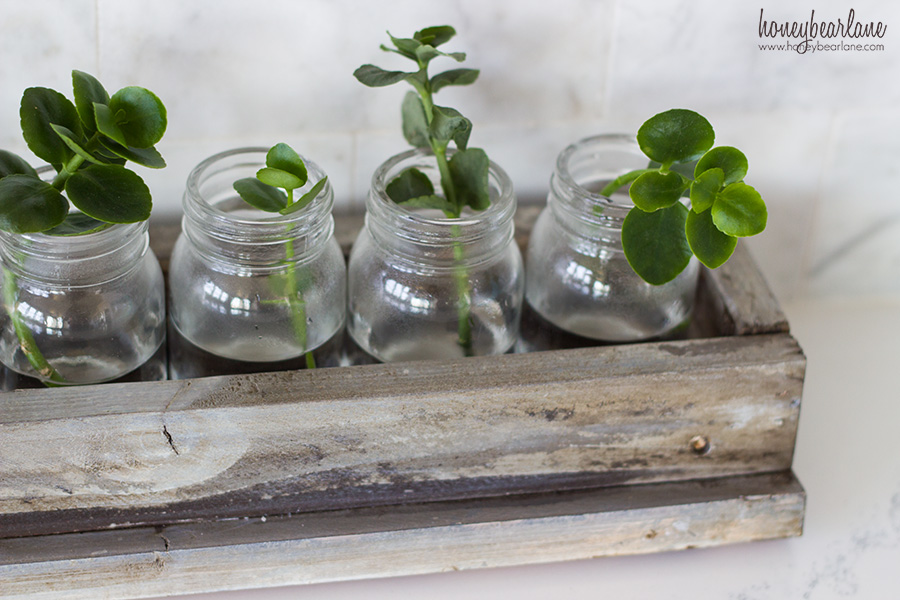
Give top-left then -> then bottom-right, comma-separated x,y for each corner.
690,435 -> 711,455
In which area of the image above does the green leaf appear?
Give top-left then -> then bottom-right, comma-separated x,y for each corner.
414,26 -> 456,47
431,105 -> 471,150
256,167 -> 303,191
108,86 -> 167,148
637,109 -> 715,166
94,103 -> 128,147
280,177 -> 328,215
430,68 -> 480,92
397,194 -> 455,216
712,182 -> 767,237
353,64 -> 414,87
233,177 -> 287,212
0,150 -> 37,179
629,171 -> 689,212
685,207 -> 737,269
621,203 -> 692,285
386,167 -> 434,204
0,174 -> 68,233
449,148 -> 490,212
695,146 -> 748,185
265,143 -> 307,183
387,33 -> 421,59
401,92 -> 430,148
71,70 -> 109,133
45,212 -> 112,236
50,124 -> 104,166
415,45 -> 465,65
689,167 -> 724,213
20,87 -> 82,166
65,164 -> 152,223
99,137 -> 166,168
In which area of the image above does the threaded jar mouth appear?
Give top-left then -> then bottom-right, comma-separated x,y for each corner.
183,147 -> 335,268
366,148 -> 516,268
550,133 -> 649,229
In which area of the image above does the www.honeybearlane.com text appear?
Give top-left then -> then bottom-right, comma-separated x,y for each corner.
759,8 -> 886,54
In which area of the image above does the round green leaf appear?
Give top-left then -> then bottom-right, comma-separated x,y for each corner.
448,148 -> 490,212
265,143 -> 307,183
0,174 -> 68,233
0,150 -> 37,179
430,68 -> 479,93
695,146 -> 748,185
65,164 -> 152,223
99,137 -> 166,169
386,167 -> 435,204
50,124 -> 104,166
20,87 -> 82,166
414,25 -> 456,47
94,102 -> 128,147
256,167 -> 303,190
621,203 -> 692,286
233,177 -> 287,213
402,91 -> 430,148
689,167 -> 724,213
108,86 -> 167,148
431,105 -> 471,150
637,109 -> 715,166
72,70 -> 109,133
712,182 -> 767,237
686,207 -> 738,269
629,171 -> 689,212
353,64 -> 414,87
45,212 -> 111,236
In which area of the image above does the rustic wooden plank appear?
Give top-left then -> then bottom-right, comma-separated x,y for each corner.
0,333 -> 804,538
0,471 -> 805,599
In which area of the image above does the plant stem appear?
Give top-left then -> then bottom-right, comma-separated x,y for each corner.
282,189 -> 315,369
2,266 -> 65,385
599,168 -> 655,197
417,71 -> 473,357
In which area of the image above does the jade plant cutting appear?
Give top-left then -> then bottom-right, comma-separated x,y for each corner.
353,25 -> 488,355
601,109 -> 767,285
233,142 -> 328,369
0,70 -> 166,383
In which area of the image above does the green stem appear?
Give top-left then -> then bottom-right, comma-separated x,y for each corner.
2,266 -> 65,385
451,224 -> 473,357
282,189 -> 315,369
599,168 -> 656,197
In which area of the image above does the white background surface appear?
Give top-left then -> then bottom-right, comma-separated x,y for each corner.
2,0 -> 898,597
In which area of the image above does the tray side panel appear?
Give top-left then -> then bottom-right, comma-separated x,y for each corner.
0,472 -> 806,600
0,334 -> 805,538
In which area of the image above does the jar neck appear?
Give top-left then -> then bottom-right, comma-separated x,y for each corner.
548,134 -> 649,242
0,222 -> 149,287
182,147 -> 335,270
365,148 -> 516,268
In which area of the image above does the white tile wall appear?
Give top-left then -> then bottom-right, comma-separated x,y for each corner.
1,0 -> 897,301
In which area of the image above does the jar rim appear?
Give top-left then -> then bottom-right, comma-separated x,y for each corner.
185,146 -> 333,227
554,133 -> 642,211
369,147 -> 515,228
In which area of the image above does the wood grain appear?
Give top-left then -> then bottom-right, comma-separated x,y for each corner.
0,333 -> 804,538
0,471 -> 805,599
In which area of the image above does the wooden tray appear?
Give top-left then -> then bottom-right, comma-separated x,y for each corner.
0,206 -> 806,599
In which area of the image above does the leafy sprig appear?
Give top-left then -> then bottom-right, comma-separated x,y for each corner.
353,25 -> 489,218
601,109 -> 767,285
232,143 -> 327,370
0,71 -> 167,236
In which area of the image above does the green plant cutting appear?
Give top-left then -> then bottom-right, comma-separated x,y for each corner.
232,142 -> 328,369
0,70 -> 167,384
601,108 -> 768,285
354,25 -> 489,356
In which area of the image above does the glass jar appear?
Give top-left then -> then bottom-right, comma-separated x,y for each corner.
0,221 -> 166,388
524,134 -> 699,344
168,148 -> 346,378
348,149 -> 524,363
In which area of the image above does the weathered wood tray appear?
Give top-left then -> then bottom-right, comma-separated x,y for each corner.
0,207 -> 806,599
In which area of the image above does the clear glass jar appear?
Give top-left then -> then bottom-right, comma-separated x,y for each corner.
348,149 -> 524,362
0,221 -> 166,387
524,134 -> 699,344
168,147 -> 346,378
